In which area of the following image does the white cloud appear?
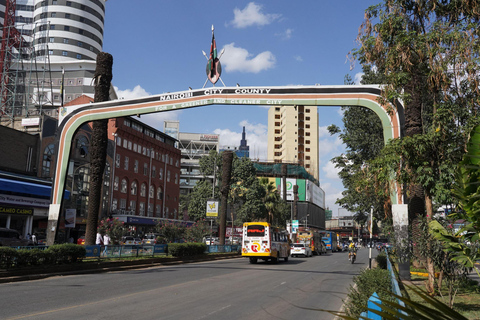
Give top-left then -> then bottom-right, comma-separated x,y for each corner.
114,85 -> 150,100
354,72 -> 364,85
221,43 -> 276,73
213,121 -> 268,161
230,2 -> 281,28
275,28 -> 293,40
294,55 -> 303,62
322,160 -> 341,180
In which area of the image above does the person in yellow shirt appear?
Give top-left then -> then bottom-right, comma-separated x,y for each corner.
348,242 -> 357,261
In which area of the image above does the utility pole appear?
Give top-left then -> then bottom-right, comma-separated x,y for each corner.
292,184 -> 298,243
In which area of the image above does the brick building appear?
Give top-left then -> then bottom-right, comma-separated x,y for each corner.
108,117 -> 181,228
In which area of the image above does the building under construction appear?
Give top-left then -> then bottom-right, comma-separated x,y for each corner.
0,0 -> 106,131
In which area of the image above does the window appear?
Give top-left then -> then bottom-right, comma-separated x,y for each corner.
156,205 -> 161,216
114,176 -> 119,191
120,199 -> 126,209
128,141 -> 132,150
63,38 -> 69,44
121,179 -> 127,193
116,137 -> 121,146
66,1 -> 71,6
112,199 -> 117,211
42,144 -> 55,177
77,41 -> 83,47
50,25 -> 55,30
124,156 -> 129,170
134,160 -> 138,173
140,183 -> 147,197
149,186 -> 154,199
64,26 -> 70,31
129,200 -> 136,211
143,163 -> 148,175
62,51 -> 68,56
133,143 -> 137,152
130,181 -> 137,195
159,168 -> 163,180
76,54 -> 82,59
167,170 -> 171,182
123,139 -> 127,148
139,202 -> 145,216
65,13 -> 70,18
48,50 -> 53,55
51,12 -> 56,17
152,166 -> 156,178
306,124 -> 310,129
115,154 -> 120,168
175,173 -> 178,184
157,187 -> 163,200
49,37 -> 54,43
148,203 -> 153,216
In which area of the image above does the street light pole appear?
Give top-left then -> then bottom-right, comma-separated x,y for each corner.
109,133 -> 117,215
369,207 -> 373,269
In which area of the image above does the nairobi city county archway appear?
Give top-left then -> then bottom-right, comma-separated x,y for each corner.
48,85 -> 405,232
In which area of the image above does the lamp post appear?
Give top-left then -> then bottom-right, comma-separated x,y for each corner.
304,214 -> 309,229
109,133 -> 117,215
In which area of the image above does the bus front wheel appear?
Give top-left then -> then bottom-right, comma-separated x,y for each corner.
249,257 -> 258,264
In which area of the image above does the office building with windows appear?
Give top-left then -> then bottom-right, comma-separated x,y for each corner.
267,105 -> 319,181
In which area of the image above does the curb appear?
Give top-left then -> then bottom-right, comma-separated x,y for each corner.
0,253 -> 242,284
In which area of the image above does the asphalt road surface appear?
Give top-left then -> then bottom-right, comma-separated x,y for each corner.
0,247 -> 377,320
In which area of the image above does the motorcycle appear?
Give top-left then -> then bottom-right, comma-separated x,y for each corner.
348,248 -> 357,264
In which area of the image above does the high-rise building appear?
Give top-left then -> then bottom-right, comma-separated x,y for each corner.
267,105 -> 319,181
1,0 -> 106,124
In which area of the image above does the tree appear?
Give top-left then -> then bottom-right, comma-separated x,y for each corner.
352,0 -> 480,291
85,52 -> 113,245
260,177 -> 281,224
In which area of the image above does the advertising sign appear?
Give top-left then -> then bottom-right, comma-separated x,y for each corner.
292,220 -> 299,234
305,180 -> 325,209
65,209 -> 76,228
275,178 -> 306,201
206,200 -> 219,217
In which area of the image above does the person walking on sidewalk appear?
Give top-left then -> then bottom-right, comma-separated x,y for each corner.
103,234 -> 110,256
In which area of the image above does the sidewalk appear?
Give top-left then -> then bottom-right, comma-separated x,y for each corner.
0,253 -> 241,284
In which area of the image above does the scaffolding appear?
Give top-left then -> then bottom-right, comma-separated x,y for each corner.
0,1 -> 53,126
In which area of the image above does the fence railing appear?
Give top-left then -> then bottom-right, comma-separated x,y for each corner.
360,249 -> 406,320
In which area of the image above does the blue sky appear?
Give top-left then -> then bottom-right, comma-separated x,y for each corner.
102,1 -> 379,216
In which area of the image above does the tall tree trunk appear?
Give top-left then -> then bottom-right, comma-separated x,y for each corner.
85,52 -> 113,245
219,151 -> 233,245
425,192 -> 436,294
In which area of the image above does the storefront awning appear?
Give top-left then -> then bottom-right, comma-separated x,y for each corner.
0,178 -> 70,199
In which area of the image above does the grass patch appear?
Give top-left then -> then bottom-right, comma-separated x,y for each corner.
404,277 -> 480,319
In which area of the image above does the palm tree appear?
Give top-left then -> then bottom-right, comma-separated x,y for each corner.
260,178 -> 281,225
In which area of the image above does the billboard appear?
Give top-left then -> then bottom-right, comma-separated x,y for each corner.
305,180 -> 325,209
275,178 -> 306,201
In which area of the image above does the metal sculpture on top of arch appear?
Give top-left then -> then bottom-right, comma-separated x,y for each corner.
47,84 -> 405,237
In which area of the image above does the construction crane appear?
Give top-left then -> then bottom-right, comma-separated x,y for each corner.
0,0 -> 27,120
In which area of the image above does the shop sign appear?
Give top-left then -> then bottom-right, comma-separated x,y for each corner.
0,205 -> 33,215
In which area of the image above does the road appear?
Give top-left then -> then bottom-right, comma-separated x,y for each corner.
0,247 -> 376,320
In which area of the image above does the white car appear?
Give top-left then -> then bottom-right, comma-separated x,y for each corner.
291,243 -> 313,257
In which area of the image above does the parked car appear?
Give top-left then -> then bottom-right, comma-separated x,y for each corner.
133,238 -> 142,245
122,236 -> 135,245
291,243 -> 313,257
143,234 -> 159,245
0,228 -> 30,247
203,237 -> 219,245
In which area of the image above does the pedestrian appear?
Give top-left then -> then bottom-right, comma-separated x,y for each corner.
103,233 -> 110,256
31,233 -> 37,246
96,232 -> 104,246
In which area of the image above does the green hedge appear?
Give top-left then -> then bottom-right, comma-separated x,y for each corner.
375,252 -> 388,269
344,267 -> 394,318
0,244 -> 86,269
168,243 -> 207,257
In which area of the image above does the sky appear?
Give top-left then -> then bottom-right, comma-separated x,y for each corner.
102,1 -> 379,217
